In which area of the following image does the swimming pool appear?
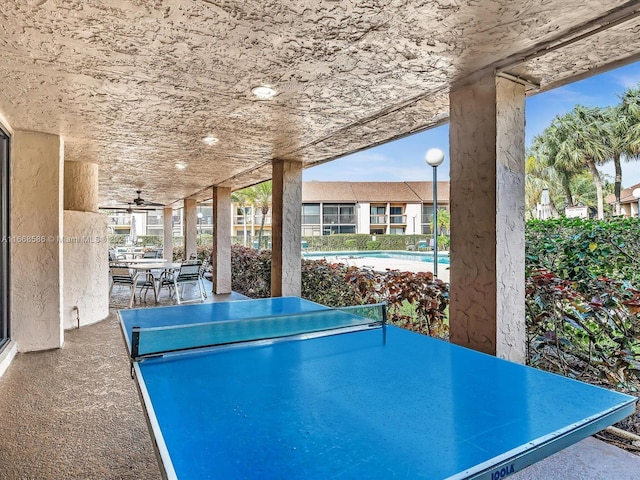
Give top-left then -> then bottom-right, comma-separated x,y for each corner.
303,250 -> 450,265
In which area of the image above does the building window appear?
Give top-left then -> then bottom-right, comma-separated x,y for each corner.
390,227 -> 405,235
0,128 -> 9,350
389,206 -> 405,224
370,205 -> 386,225
422,204 -> 434,234
322,204 -> 355,235
323,225 -> 356,235
302,204 -> 320,225
302,226 -> 321,237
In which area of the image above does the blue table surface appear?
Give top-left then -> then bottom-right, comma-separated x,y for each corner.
120,296 -> 329,350
124,305 -> 637,480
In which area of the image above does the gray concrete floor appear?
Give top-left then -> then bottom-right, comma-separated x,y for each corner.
1,285 -> 639,479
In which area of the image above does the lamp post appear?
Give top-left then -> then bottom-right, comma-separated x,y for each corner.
425,148 -> 445,278
633,188 -> 640,219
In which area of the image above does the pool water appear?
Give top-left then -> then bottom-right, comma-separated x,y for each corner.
303,250 -> 450,265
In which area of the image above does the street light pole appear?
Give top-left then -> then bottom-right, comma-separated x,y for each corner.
425,148 -> 445,278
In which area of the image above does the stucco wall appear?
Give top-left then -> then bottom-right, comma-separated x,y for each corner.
271,160 -> 302,297
64,161 -> 98,212
212,187 -> 231,294
184,199 -> 197,259
10,130 -> 63,351
63,211 -> 109,330
449,75 -> 526,363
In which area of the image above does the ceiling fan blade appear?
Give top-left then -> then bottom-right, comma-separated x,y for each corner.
133,190 -> 164,207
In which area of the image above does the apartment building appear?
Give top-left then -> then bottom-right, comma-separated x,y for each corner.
299,181 -> 450,237
106,181 -> 450,241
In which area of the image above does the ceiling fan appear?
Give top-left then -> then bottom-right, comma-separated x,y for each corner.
132,190 -> 164,208
99,190 -> 164,214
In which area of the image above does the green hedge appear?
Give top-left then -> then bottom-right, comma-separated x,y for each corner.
302,234 -> 441,251
525,217 -> 640,387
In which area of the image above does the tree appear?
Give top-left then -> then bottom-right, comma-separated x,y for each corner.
436,208 -> 450,235
231,188 -> 251,246
244,181 -> 272,248
551,106 -> 612,219
524,152 -> 562,218
530,127 -> 581,209
608,86 -> 640,214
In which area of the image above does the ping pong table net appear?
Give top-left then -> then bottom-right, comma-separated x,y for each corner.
130,303 -> 387,361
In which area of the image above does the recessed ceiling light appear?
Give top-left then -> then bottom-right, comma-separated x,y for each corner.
251,85 -> 277,100
175,162 -> 187,170
202,135 -> 219,146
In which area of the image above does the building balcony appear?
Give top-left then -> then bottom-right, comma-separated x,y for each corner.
323,214 -> 356,224
389,214 -> 406,225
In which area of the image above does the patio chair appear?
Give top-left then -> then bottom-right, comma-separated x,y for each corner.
109,264 -> 156,308
142,250 -> 159,259
158,261 -> 205,305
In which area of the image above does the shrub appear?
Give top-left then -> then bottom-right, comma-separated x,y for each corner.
301,234 -> 437,252
526,269 -> 640,386
525,218 -> 640,387
231,245 -> 271,298
230,246 -> 450,339
301,260 -> 361,307
366,241 -> 381,250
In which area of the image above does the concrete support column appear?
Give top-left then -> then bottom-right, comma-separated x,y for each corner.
271,159 -> 302,297
184,198 -> 197,259
449,75 -> 526,363
11,130 -> 64,351
64,161 -> 99,212
212,186 -> 231,294
63,161 -> 108,329
163,207 -> 173,260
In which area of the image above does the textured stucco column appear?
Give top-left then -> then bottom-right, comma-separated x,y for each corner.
163,207 -> 173,260
63,160 -> 108,329
63,211 -> 108,329
271,159 -> 302,297
449,75 -> 526,363
183,198 -> 197,259
64,161 -> 98,212
212,186 -> 231,294
11,130 -> 64,351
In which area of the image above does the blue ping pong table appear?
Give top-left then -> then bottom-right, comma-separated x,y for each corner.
119,297 -> 636,480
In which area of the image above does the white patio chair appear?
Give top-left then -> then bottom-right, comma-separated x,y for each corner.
109,264 -> 156,308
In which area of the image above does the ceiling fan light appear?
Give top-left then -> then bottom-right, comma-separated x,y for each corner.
251,85 -> 276,100
202,135 -> 219,146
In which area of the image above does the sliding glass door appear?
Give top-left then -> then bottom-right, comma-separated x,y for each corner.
0,128 -> 9,350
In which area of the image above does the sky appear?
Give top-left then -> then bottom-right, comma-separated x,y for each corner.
302,61 -> 640,187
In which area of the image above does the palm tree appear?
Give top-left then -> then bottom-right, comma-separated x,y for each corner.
529,130 -> 580,210
607,86 -> 640,214
436,208 -> 450,235
244,181 -> 272,248
551,106 -> 611,219
231,188 -> 251,246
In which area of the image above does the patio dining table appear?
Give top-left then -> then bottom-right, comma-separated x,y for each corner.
120,258 -> 170,264
127,262 -> 182,308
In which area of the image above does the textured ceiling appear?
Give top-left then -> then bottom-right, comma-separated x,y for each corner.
1,0 -> 639,209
